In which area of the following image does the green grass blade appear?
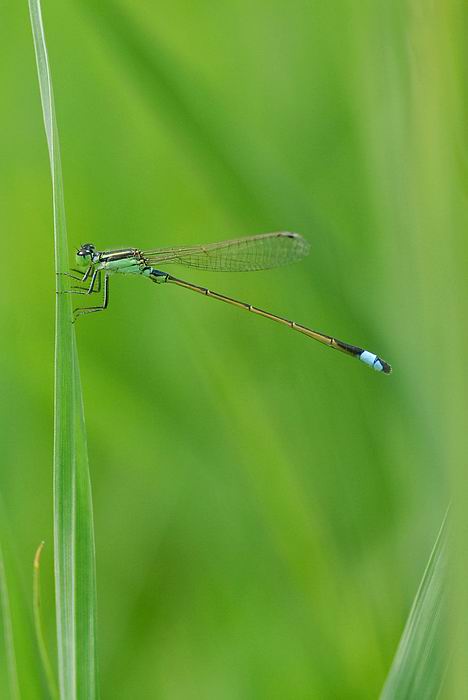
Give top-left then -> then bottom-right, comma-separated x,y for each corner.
0,499 -> 47,699
33,543 -> 59,700
0,539 -> 20,700
380,513 -> 448,699
28,1 -> 99,697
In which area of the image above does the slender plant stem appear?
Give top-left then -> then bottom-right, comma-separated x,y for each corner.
33,543 -> 59,700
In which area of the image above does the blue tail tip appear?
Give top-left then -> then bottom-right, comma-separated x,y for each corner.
359,350 -> 392,374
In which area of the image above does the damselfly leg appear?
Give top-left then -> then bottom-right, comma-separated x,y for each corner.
72,273 -> 109,320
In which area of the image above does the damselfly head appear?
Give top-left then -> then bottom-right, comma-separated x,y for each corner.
76,243 -> 96,267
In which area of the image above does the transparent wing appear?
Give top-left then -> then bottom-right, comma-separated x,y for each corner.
143,231 -> 310,272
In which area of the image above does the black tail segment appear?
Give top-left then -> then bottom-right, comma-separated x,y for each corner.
375,357 -> 392,374
334,338 -> 366,358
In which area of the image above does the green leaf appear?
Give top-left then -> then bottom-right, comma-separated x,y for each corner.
28,1 -> 99,697
380,514 -> 448,699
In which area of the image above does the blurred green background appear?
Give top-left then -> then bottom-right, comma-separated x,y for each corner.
0,0 -> 465,698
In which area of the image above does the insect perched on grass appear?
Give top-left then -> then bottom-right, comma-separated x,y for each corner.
63,231 -> 391,373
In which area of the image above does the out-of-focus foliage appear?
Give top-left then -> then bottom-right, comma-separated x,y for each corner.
0,1 -> 465,697
381,513 -> 448,699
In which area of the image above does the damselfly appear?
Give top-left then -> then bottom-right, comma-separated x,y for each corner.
64,231 -> 391,373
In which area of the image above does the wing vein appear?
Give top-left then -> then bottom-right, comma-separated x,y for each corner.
143,231 -> 310,272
